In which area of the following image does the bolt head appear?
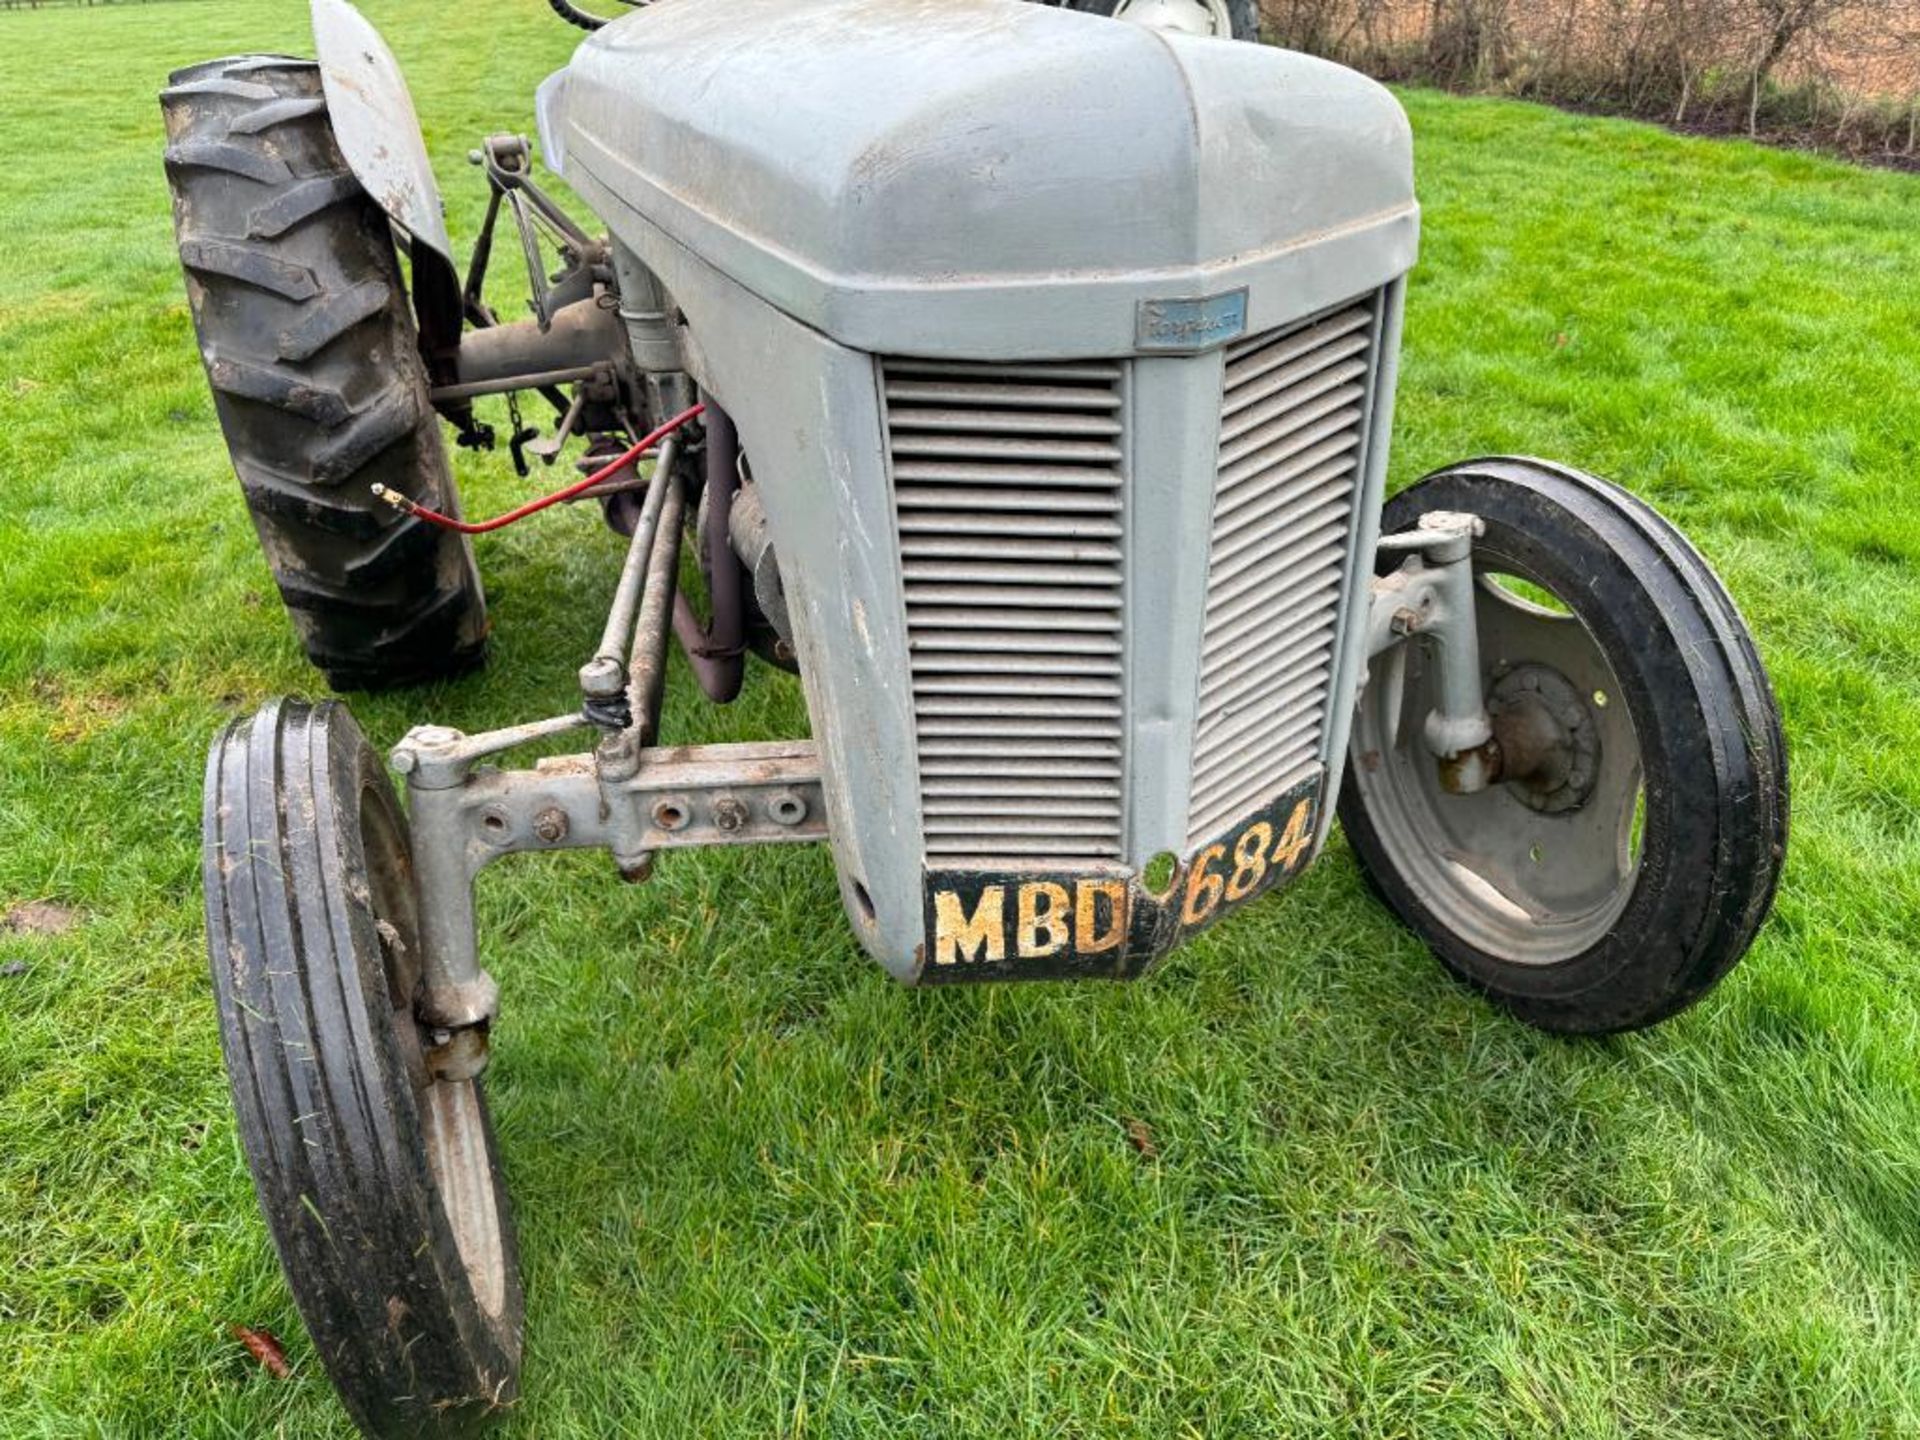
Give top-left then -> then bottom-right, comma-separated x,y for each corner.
533,807 -> 569,844
578,656 -> 626,698
712,796 -> 749,832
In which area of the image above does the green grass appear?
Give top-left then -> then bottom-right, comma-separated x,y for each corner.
3,2 -> 1920,1435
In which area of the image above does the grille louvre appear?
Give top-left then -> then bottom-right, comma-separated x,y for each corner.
887,357 -> 1127,864
1185,300 -> 1377,849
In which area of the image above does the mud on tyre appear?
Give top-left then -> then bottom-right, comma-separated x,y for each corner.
204,699 -> 522,1435
162,56 -> 486,690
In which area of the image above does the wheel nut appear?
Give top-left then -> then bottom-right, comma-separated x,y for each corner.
712,796 -> 749,832
533,807 -> 569,844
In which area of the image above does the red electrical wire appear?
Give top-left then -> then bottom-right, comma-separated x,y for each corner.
372,403 -> 707,535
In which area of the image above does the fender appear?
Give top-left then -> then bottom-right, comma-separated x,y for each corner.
309,0 -> 463,357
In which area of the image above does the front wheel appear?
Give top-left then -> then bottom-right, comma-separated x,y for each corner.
203,699 -> 522,1435
1339,458 -> 1788,1034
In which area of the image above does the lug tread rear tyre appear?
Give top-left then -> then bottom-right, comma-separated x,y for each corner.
1340,457 -> 1788,1034
163,57 -> 486,690
204,700 -> 521,1436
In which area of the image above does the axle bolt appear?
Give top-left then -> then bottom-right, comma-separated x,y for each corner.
712,796 -> 749,833
533,807 -> 569,844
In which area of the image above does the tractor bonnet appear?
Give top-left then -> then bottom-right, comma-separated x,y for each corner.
546,0 -> 1417,355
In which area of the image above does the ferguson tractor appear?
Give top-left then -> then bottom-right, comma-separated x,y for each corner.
164,0 -> 1787,1430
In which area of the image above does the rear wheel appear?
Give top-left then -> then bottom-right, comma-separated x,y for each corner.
162,56 -> 486,690
548,0 -> 1259,40
203,699 -> 522,1435
1340,458 -> 1788,1034
1053,0 -> 1259,39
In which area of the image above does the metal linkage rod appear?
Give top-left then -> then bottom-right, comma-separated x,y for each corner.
579,434 -> 682,724
626,477 -> 687,750
594,468 -> 688,877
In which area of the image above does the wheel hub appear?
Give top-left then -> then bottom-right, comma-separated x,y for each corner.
1487,662 -> 1601,814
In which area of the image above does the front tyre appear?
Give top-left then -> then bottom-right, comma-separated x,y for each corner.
203,700 -> 522,1435
1339,458 -> 1788,1034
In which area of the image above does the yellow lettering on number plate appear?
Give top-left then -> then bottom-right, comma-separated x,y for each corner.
921,774 -> 1321,982
931,886 -> 1006,966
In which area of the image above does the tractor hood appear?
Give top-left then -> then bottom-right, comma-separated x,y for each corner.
544,0 -> 1418,356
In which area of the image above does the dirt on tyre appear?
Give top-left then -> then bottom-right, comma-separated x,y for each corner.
204,699 -> 522,1436
1339,457 -> 1788,1034
162,57 -> 486,690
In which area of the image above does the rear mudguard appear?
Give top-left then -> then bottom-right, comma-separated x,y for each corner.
308,0 -> 463,353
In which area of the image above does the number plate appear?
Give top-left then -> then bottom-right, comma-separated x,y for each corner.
919,772 -> 1321,983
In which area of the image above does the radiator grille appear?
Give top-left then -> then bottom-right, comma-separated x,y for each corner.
1185,300 -> 1376,849
884,357 -> 1127,863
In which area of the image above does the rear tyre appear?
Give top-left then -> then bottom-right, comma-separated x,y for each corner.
162,56 -> 486,690
1339,458 -> 1788,1034
204,699 -> 522,1436
1058,0 -> 1260,40
549,0 -> 1261,39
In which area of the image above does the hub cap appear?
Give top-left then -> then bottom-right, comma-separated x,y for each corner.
1350,571 -> 1645,965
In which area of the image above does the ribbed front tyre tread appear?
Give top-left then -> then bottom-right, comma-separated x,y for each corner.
203,700 -> 522,1436
1339,457 -> 1789,1034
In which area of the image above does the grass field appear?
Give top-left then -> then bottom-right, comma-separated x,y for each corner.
3,2 -> 1920,1435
